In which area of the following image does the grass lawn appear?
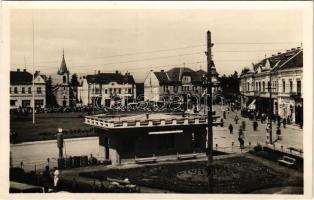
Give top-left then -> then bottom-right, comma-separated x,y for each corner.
79,155 -> 303,193
10,112 -> 96,143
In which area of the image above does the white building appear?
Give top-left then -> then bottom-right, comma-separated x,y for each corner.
144,66 -> 220,102
78,71 -> 136,107
10,69 -> 46,109
240,47 -> 303,125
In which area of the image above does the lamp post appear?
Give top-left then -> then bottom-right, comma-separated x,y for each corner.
57,128 -> 64,158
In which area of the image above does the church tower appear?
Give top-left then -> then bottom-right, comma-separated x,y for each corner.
53,50 -> 71,107
57,50 -> 70,85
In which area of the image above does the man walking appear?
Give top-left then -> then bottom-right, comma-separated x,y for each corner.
228,124 -> 234,134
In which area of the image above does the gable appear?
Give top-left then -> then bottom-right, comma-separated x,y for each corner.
34,75 -> 46,84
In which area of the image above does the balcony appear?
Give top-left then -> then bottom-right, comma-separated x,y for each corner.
290,92 -> 302,99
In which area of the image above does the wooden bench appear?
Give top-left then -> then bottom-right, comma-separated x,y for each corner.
135,154 -> 157,164
177,153 -> 197,160
107,177 -> 130,185
278,155 -> 296,167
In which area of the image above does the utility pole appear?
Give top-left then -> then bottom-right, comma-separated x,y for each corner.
32,13 -> 35,125
205,30 -> 214,193
268,71 -> 273,144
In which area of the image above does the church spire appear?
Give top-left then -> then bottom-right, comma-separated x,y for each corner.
58,49 -> 69,75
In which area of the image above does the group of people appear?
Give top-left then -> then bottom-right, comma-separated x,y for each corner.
42,166 -> 60,193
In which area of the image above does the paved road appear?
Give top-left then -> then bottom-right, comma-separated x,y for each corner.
212,105 -> 303,152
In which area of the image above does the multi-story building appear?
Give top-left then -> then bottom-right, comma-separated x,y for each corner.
240,47 -> 303,125
144,66 -> 219,102
10,69 -> 46,109
78,71 -> 136,107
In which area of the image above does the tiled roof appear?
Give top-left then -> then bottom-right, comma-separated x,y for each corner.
153,66 -> 218,85
57,51 -> 69,75
10,70 -> 33,85
243,48 -> 303,76
86,72 -> 135,85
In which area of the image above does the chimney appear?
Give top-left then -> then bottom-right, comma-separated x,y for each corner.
115,70 -> 119,74
291,48 -> 296,50
17,68 -> 20,72
161,70 -> 164,72
23,69 -> 26,72
277,52 -> 281,55
98,70 -> 100,74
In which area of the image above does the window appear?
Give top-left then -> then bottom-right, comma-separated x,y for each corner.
297,80 -> 301,95
113,88 -> 116,93
255,82 -> 258,91
289,80 -> 293,93
10,87 -> 12,94
247,83 -> 250,92
118,88 -> 121,94
174,86 -> 178,93
22,100 -> 31,107
262,82 -> 265,92
35,100 -> 44,108
28,87 -> 31,94
259,82 -> 261,92
128,88 -> 132,94
10,100 -> 16,106
63,76 -> 67,84
37,87 -> 42,94
282,80 -> 286,93
109,88 -> 112,93
22,87 -> 25,94
14,87 -> 18,94
105,89 -> 108,94
267,81 -> 270,92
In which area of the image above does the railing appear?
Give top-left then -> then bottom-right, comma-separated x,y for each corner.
85,115 -> 210,129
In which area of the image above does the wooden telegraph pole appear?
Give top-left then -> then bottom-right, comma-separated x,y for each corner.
206,30 -> 214,193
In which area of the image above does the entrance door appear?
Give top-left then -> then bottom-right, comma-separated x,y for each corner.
63,100 -> 67,107
105,99 -> 111,107
295,104 -> 303,125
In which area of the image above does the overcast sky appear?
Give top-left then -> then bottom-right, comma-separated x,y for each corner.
10,9 -> 302,82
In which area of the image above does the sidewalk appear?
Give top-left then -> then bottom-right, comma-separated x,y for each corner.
212,105 -> 303,152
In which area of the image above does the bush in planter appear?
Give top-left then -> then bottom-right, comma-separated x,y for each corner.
253,144 -> 262,152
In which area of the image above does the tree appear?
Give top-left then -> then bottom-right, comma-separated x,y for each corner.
46,76 -> 57,107
70,73 -> 80,87
70,74 -> 80,107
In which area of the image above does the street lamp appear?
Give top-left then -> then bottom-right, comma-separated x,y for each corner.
57,128 -> 64,158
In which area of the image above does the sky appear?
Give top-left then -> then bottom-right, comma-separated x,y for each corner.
10,9 -> 303,82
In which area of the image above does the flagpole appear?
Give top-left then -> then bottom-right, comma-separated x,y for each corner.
32,13 -> 35,124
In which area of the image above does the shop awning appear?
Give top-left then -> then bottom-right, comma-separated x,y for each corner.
248,99 -> 256,110
148,130 -> 183,135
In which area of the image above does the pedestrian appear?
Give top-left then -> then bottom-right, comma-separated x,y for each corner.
253,120 -> 258,131
241,121 -> 246,131
238,128 -> 245,149
277,116 -> 281,128
53,167 -> 60,190
300,120 -> 303,129
276,126 -> 281,140
282,118 -> 287,128
234,115 -> 239,124
228,124 -> 233,134
42,165 -> 52,193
